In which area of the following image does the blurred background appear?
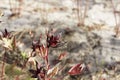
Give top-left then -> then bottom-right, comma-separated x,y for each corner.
0,0 -> 120,30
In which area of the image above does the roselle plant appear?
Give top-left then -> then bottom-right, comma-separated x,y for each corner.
0,28 -> 64,80
0,28 -> 86,80
27,29 -> 66,80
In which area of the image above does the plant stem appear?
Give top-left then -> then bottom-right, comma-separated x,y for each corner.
1,51 -> 6,80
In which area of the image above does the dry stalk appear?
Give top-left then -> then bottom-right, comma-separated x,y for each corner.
77,0 -> 89,26
110,0 -> 119,37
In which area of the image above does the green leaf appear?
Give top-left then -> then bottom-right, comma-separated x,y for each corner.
21,52 -> 27,59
